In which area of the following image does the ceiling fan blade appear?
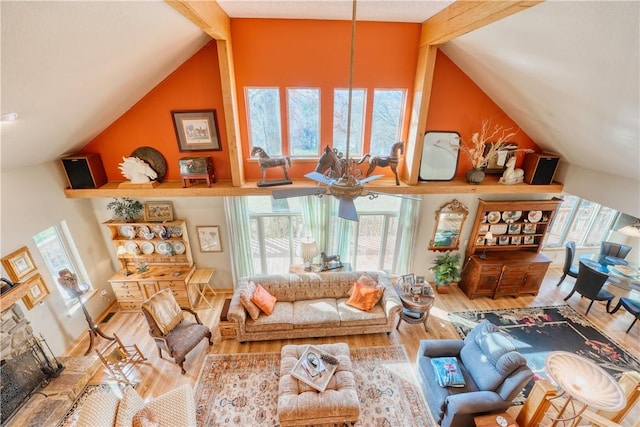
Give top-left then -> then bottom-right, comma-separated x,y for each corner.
369,191 -> 421,201
338,198 -> 359,221
359,174 -> 384,184
304,171 -> 333,184
272,187 -> 326,199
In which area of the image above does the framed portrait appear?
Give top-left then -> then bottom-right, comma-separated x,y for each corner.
197,226 -> 222,252
144,201 -> 174,222
21,274 -> 49,309
1,246 -> 37,282
401,274 -> 415,288
172,110 -> 222,152
483,143 -> 518,173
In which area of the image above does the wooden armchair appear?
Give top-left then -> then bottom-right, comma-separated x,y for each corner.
141,289 -> 213,374
95,333 -> 146,385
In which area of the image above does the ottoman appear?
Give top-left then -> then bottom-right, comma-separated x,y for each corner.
278,343 -> 360,426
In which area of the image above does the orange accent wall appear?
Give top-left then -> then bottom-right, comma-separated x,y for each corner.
81,41 -> 230,181
427,50 -> 539,176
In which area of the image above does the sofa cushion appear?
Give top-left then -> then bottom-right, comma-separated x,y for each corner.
476,332 -> 515,364
251,283 -> 277,315
293,298 -> 340,329
115,386 -> 145,427
133,407 -> 159,427
337,298 -> 387,326
142,289 -> 183,335
245,301 -> 294,332
240,281 -> 261,320
346,281 -> 382,311
76,391 -> 120,427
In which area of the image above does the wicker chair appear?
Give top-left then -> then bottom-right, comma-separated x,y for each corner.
141,289 -> 212,374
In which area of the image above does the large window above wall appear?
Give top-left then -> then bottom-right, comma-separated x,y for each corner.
369,89 -> 406,155
333,88 -> 366,156
287,88 -> 320,157
33,221 -> 93,308
246,87 -> 282,155
544,194 -> 619,248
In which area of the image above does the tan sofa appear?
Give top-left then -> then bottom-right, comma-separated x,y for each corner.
227,271 -> 402,342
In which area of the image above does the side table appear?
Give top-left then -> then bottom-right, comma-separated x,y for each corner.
474,412 -> 518,427
393,282 -> 435,332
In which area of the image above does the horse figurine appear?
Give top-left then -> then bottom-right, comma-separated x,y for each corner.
320,252 -> 341,270
499,156 -> 524,185
250,146 -> 291,186
358,142 -> 404,185
118,157 -> 157,183
315,145 -> 346,178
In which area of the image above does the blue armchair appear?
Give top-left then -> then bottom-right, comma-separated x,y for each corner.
416,320 -> 533,427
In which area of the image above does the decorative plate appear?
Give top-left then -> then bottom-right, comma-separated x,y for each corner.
130,146 -> 167,181
167,226 -> 183,238
172,241 -> 186,254
124,241 -> 139,254
487,211 -> 501,224
489,224 -> 508,235
137,226 -> 150,238
502,211 -> 522,223
119,225 -> 135,239
151,225 -> 167,238
140,241 -> 155,255
528,211 -> 543,223
155,241 -> 173,255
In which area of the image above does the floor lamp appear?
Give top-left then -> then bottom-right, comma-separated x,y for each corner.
57,269 -> 114,355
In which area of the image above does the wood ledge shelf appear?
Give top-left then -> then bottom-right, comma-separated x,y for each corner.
64,176 -> 563,199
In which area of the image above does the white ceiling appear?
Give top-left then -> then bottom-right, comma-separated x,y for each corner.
1,1 -> 638,185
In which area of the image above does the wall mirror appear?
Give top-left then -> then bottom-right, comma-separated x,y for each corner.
429,199 -> 468,252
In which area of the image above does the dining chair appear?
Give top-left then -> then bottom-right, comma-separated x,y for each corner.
556,241 -> 579,286
600,241 -> 633,259
563,261 -> 615,315
608,297 -> 640,333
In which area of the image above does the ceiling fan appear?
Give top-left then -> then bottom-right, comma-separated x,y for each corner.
272,0 -> 393,222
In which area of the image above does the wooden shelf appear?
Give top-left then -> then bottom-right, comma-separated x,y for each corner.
64,175 -> 563,198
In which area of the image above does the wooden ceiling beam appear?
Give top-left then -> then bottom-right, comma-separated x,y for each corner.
420,0 -> 543,47
165,0 -> 230,40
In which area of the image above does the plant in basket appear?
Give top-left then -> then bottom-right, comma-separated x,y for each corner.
430,252 -> 462,293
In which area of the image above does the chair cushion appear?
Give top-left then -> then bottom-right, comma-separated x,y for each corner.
251,283 -> 277,315
476,332 -> 515,364
142,289 -> 183,335
346,281 -> 382,311
115,386 -> 145,427
240,280 -> 261,320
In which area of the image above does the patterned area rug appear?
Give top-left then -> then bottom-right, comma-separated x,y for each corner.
194,345 -> 436,426
448,305 -> 640,404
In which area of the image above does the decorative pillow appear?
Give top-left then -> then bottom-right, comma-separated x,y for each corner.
142,289 -> 183,335
251,283 -> 277,315
114,386 -> 145,427
346,281 -> 382,311
240,281 -> 261,320
431,357 -> 466,387
349,274 -> 385,305
132,407 -> 159,427
476,331 -> 516,364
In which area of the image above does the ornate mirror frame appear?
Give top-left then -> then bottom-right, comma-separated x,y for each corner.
429,199 -> 469,252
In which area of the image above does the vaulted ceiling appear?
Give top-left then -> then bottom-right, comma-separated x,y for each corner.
2,1 -> 638,188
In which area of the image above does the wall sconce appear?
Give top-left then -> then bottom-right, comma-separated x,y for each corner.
298,237 -> 319,271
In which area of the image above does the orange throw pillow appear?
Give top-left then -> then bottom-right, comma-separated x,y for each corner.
346,281 -> 382,311
349,274 -> 385,306
251,284 -> 277,315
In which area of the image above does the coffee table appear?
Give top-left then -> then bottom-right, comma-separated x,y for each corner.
278,343 -> 359,426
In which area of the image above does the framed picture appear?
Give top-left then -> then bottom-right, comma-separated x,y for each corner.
21,274 -> 49,309
523,223 -> 537,234
144,201 -> 174,222
476,236 -> 486,245
172,110 -> 221,152
484,143 -> 518,173
499,236 -> 510,245
197,226 -> 222,252
511,236 -> 522,245
508,224 -> 522,234
524,235 -> 535,245
479,224 -> 490,234
401,274 -> 415,287
2,246 -> 37,282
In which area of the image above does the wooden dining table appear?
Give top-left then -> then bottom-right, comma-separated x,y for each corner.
578,254 -> 640,293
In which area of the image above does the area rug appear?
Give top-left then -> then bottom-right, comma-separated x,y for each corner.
57,382 -> 132,427
448,305 -> 640,404
194,345 -> 436,426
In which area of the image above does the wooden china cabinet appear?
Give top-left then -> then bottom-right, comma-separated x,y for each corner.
460,198 -> 562,299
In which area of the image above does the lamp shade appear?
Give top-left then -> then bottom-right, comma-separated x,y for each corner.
299,237 -> 319,261
485,231 -> 494,242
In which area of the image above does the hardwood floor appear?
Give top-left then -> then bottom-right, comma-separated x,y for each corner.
63,267 -> 639,401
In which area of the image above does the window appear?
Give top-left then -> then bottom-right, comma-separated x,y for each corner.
287,88 -> 320,157
369,89 -> 406,155
246,88 -> 282,155
333,89 -> 366,156
544,194 -> 619,248
33,221 -> 92,306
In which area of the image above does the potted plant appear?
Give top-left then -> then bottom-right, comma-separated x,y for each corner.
430,252 -> 462,293
106,197 -> 143,222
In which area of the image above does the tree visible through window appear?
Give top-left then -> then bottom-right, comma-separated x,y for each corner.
332,89 -> 366,156
370,89 -> 406,155
246,88 -> 282,155
287,88 -> 320,157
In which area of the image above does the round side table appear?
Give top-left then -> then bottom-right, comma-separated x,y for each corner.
393,282 -> 435,332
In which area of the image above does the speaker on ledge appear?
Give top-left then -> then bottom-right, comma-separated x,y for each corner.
60,153 -> 108,189
523,152 -> 560,185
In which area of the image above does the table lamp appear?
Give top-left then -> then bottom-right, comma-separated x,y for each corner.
480,232 -> 493,259
299,236 -> 319,271
116,245 -> 132,276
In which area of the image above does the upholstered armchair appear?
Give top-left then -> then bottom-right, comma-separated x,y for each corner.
141,289 -> 213,374
416,320 -> 533,427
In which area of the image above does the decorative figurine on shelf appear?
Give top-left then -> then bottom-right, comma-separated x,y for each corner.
118,157 -> 158,184
320,252 -> 343,271
315,145 -> 346,178
251,147 -> 292,187
499,156 -> 525,185
358,141 -> 404,185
